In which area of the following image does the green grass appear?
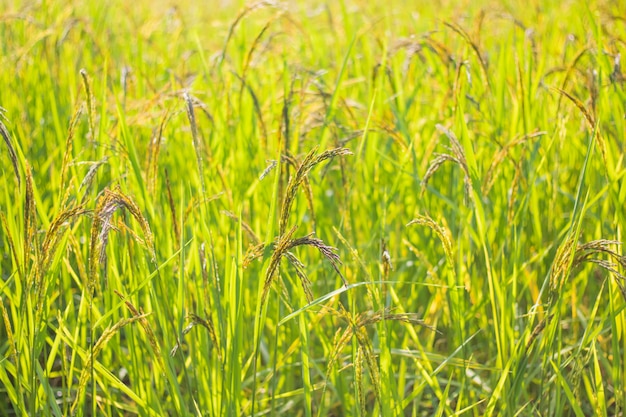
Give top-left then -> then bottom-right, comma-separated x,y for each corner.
1,0 -> 626,415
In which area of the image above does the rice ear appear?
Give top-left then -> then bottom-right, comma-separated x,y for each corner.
482,131 -> 546,195
280,153 -> 317,231
422,125 -> 473,204
287,233 -> 346,286
146,109 -> 171,195
243,242 -> 266,268
0,296 -> 16,359
284,251 -> 313,303
177,313 -> 222,362
218,0 -> 283,65
59,104 -> 83,191
548,232 -> 579,301
23,163 -> 37,283
279,147 -> 351,236
89,187 -> 155,294
444,21 -> 490,88
407,214 -> 455,269
183,193 -> 223,223
421,153 -> 459,194
353,330 -> 381,404
78,157 -> 108,203
1,213 -> 22,279
164,169 -> 180,243
261,225 -> 298,306
550,86 -> 606,166
80,69 -> 95,140
259,159 -> 278,181
35,206 -> 88,304
183,91 -> 207,195
114,290 -> 166,369
355,346 -> 366,416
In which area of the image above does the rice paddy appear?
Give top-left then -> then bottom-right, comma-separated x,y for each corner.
1,0 -> 626,415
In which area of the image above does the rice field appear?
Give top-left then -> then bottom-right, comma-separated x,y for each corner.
1,0 -> 626,415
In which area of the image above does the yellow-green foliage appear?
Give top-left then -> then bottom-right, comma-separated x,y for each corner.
0,0 -> 625,416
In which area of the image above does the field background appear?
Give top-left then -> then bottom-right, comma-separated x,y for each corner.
1,0 -> 626,415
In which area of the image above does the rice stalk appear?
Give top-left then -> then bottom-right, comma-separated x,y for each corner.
222,210 -> 260,244
240,19 -> 273,91
179,93 -> 215,126
333,226 -> 371,280
423,35 -> 455,67
391,36 -> 432,77
280,78 -> 296,164
261,225 -> 299,306
288,233 -> 345,285
610,52 -> 624,84
71,314 -> 148,414
242,238 -> 316,304
66,233 -> 88,285
381,242 -> 393,278
452,60 -> 472,109
572,240 -> 626,275
0,112 -> 21,186
232,71 -> 268,146
557,46 -> 590,97
526,315 -> 550,350
372,123 -> 408,151
0,295 -> 20,411
533,239 -> 625,351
